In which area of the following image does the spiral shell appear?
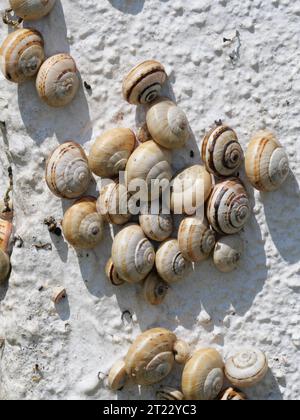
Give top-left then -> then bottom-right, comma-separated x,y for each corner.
0,219 -> 13,253
174,340 -> 191,365
0,28 -> 44,83
171,165 -> 212,215
108,359 -> 128,391
225,348 -> 268,388
125,328 -> 177,385
105,258 -> 125,286
122,60 -> 167,105
62,197 -> 104,249
143,272 -> 169,305
51,287 -> 66,304
9,0 -> 56,20
182,348 -> 224,401
207,179 -> 251,235
156,239 -> 193,284
218,387 -> 247,401
112,224 -> 155,284
157,387 -> 184,401
213,235 -> 244,273
178,217 -> 216,262
202,125 -> 244,177
45,142 -> 91,199
139,212 -> 173,242
0,249 -> 11,284
146,99 -> 190,149
97,182 -> 131,225
36,54 -> 79,107
245,130 -> 289,192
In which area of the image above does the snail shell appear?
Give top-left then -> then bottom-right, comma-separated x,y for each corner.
0,219 -> 13,253
178,217 -> 216,262
9,0 -> 56,20
182,348 -> 224,401
225,348 -> 268,388
105,257 -> 125,286
207,179 -> 251,235
202,125 -> 244,177
45,142 -> 91,199
36,54 -> 79,107
125,328 -> 177,385
51,287 -> 66,304
157,387 -> 184,401
143,272 -> 169,305
174,340 -> 191,365
0,28 -> 44,83
89,128 -> 136,178
171,165 -> 212,215
139,212 -> 173,242
213,235 -> 244,273
0,249 -> 11,284
156,239 -> 193,284
108,359 -> 128,391
62,197 -> 104,249
146,99 -> 190,149
218,387 -> 247,401
97,182 -> 131,225
245,130 -> 289,191
122,60 -> 167,105
112,224 -> 155,284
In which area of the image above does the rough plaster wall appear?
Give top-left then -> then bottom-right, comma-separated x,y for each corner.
0,0 -> 300,400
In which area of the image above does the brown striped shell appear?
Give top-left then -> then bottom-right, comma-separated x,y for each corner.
245,130 -> 289,191
139,212 -> 173,242
108,359 -> 128,391
45,142 -> 91,199
97,182 -> 131,225
202,125 -> 244,177
157,387 -> 184,401
143,272 -> 169,305
0,219 -> 13,253
213,235 -> 244,273
218,387 -> 247,400
0,28 -> 44,83
122,60 -> 167,105
105,257 -> 126,286
36,54 -> 79,107
0,249 -> 11,284
9,0 -> 56,20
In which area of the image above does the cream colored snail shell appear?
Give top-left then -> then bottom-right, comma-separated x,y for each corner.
157,386 -> 184,401
139,212 -> 173,242
36,54 -> 79,107
156,239 -> 193,285
111,224 -> 155,284
108,359 -> 128,391
213,235 -> 244,273
122,60 -> 167,105
245,130 -> 289,192
143,272 -> 169,305
202,125 -> 244,177
9,0 -> 56,20
97,182 -> 131,225
182,348 -> 224,401
173,340 -> 191,365
51,287 -> 66,304
0,249 -> 11,284
125,328 -> 177,386
45,142 -> 91,199
207,178 -> 251,235
218,387 -> 247,401
171,165 -> 212,216
0,28 -> 44,83
146,99 -> 190,149
178,217 -> 216,262
105,257 -> 125,286
225,348 -> 268,388
62,197 -> 104,249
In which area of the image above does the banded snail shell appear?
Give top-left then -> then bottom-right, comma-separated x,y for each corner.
0,219 -> 13,253
225,348 -> 268,388
157,387 -> 184,400
143,272 -> 169,305
108,359 -> 128,391
62,197 -> 104,249
9,0 -> 56,20
45,142 -> 91,199
173,340 -> 191,365
0,28 -> 44,83
156,239 -> 193,285
125,328 -> 177,385
97,182 -> 131,225
89,128 -> 136,178
0,249 -> 11,284
213,235 -> 244,273
218,387 -> 247,401
139,212 -> 173,242
122,60 -> 167,105
105,258 -> 125,286
207,179 -> 251,235
182,348 -> 224,401
178,217 -> 216,262
36,54 -> 79,107
202,125 -> 244,177
245,130 -> 289,191
111,224 -> 155,284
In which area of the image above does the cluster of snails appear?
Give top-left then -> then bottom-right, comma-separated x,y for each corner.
0,0 -> 79,108
108,327 -> 269,401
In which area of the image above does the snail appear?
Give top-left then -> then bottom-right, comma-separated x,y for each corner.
0,219 -> 13,254
143,272 -> 169,305
51,287 -> 66,304
146,99 -> 190,149
156,239 -> 193,284
122,60 -> 167,105
213,235 -> 244,273
171,165 -> 212,215
173,340 -> 191,365
36,54 -> 79,107
245,130 -> 289,192
156,387 -> 184,401
225,348 -> 268,388
178,217 -> 216,262
88,128 -> 136,178
111,224 -> 155,284
105,258 -> 126,287
0,249 -> 10,284
218,387 -> 247,401
139,212 -> 173,242
62,197 -> 104,249
97,182 -> 131,225
4,0 -> 56,23
0,28 -> 44,83
182,348 -> 224,400
45,142 -> 91,199
201,125 -> 244,177
207,179 -> 251,235
125,140 -> 172,201
108,359 -> 128,391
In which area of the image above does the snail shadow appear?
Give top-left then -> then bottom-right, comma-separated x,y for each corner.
0,279 -> 9,302
55,294 -> 71,321
50,232 -> 69,263
107,0 -> 145,15
246,369 -> 283,400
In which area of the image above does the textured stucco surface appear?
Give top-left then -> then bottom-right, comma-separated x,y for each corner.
0,0 -> 300,400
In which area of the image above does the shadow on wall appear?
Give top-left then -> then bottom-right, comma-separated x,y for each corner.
108,0 -> 145,15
